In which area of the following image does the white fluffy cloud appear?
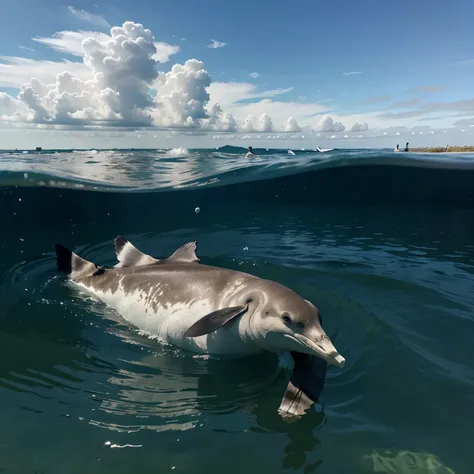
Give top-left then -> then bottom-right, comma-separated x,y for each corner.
152,59 -> 212,127
314,115 -> 345,132
241,114 -> 256,132
0,92 -> 30,120
207,82 -> 329,132
2,22 -> 160,125
350,121 -> 369,132
236,113 -> 275,132
202,103 -> 238,131
285,116 -> 301,132
259,113 -> 274,132
0,20 -> 372,133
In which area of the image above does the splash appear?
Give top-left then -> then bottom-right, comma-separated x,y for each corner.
167,147 -> 189,157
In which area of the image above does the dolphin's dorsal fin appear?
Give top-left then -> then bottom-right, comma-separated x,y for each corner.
114,236 -> 159,268
167,241 -> 200,263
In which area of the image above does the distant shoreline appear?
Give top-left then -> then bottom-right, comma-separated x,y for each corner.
409,146 -> 474,153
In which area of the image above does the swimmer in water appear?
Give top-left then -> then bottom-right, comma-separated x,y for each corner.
245,146 -> 254,157
394,144 -> 400,152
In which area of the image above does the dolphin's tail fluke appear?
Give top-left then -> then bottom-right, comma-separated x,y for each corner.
54,243 -> 103,281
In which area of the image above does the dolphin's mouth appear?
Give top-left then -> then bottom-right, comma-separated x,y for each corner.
284,333 -> 345,368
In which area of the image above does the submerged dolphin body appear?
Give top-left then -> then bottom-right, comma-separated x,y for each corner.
54,237 -> 345,419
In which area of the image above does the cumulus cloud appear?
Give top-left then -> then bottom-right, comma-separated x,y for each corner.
68,6 -> 111,29
202,103 -> 238,131
259,113 -> 274,132
236,113 -> 275,132
350,122 -> 369,132
152,59 -> 212,127
0,20 -> 370,133
3,22 -> 159,125
0,92 -> 29,120
208,39 -> 227,49
285,116 -> 301,132
343,71 -> 362,76
314,115 -> 345,132
206,82 -> 325,131
241,114 -> 256,132
249,72 -> 260,79
230,98 -> 329,132
33,30 -> 179,63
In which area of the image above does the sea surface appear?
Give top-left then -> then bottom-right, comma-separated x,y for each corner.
0,145 -> 473,473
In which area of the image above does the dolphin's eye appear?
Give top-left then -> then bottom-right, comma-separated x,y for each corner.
281,313 -> 292,324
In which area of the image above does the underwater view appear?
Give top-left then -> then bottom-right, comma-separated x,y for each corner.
0,146 -> 473,473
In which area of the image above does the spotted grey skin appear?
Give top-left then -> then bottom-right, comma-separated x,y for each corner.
54,237 -> 345,420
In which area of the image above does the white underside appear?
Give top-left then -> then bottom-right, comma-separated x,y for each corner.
73,279 -> 261,356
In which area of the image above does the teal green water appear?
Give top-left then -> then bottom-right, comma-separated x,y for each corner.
0,147 -> 472,473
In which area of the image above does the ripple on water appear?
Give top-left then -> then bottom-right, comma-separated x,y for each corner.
2,234 -> 472,473
3,150 -> 474,473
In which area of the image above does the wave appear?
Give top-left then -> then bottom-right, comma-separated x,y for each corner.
2,147 -> 474,206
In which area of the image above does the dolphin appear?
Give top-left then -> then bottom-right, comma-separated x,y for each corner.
53,236 -> 345,420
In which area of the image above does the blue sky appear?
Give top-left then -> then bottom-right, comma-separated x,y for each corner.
1,0 -> 474,148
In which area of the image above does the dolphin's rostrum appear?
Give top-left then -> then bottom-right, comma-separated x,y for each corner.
54,236 -> 345,420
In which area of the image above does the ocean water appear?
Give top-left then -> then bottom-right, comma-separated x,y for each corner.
1,145 -> 473,473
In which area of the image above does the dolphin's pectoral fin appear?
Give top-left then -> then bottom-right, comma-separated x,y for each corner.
278,352 -> 327,422
183,305 -> 248,337
114,236 -> 160,268
167,241 -> 200,263
55,243 -> 104,281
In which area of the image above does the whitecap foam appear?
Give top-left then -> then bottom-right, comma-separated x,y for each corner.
167,147 -> 189,157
